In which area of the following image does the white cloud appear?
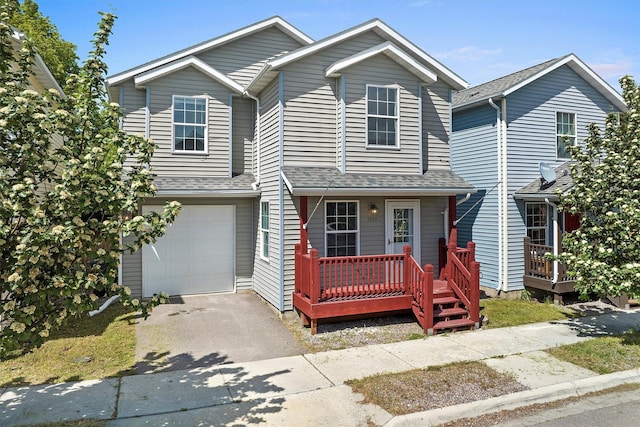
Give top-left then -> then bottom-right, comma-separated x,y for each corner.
590,61 -> 632,80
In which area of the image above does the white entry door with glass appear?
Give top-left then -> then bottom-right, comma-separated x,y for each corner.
385,200 -> 421,261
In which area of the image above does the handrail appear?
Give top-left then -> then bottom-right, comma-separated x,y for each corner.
523,237 -> 573,282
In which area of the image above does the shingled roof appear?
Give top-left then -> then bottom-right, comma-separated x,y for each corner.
153,174 -> 259,197
514,162 -> 575,201
452,54 -> 625,111
281,167 -> 474,196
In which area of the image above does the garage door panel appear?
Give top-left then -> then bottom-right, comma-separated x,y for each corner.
142,205 -> 235,297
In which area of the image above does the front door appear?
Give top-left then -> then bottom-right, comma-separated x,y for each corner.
385,200 -> 421,261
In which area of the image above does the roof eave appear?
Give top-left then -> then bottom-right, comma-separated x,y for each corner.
106,16 -> 312,87
289,187 -> 476,197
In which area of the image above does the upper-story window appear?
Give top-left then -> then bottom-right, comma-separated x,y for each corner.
556,112 -> 575,159
367,85 -> 399,147
173,96 -> 207,153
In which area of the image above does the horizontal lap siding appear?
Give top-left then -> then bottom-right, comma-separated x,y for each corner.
232,96 -> 254,175
282,31 -> 387,168
197,27 -> 305,88
504,65 -> 619,289
424,82 -> 453,171
121,197 -> 255,298
253,79 -> 282,309
344,56 -> 421,174
451,104 -> 500,289
148,68 -> 231,176
120,81 -> 147,172
303,196 -> 445,267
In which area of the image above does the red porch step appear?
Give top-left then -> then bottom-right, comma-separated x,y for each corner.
433,317 -> 477,332
434,306 -> 468,318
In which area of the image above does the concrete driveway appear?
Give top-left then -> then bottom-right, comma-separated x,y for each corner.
134,290 -> 306,373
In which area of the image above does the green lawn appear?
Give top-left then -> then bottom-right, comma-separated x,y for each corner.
480,298 -> 575,328
0,304 -> 138,387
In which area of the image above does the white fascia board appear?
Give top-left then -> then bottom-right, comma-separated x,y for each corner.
326,41 -> 437,84
290,187 -> 476,196
270,19 -> 467,89
134,56 -> 244,94
107,16 -> 313,86
503,54 -> 626,111
155,189 -> 260,198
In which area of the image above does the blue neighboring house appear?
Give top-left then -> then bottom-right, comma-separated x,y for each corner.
450,53 -> 626,302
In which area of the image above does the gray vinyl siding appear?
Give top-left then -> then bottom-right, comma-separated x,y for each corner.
120,80 -> 147,136
197,27 -> 305,88
147,68 -> 231,177
451,104 -> 501,290
343,56 -> 421,174
304,196 -> 446,268
424,82 -> 453,171
232,96 -> 254,175
252,79 -> 282,308
503,65 -> 618,290
281,31 -> 388,168
121,197 -> 255,298
451,64 -> 621,292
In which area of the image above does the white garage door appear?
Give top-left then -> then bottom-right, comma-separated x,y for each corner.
142,205 -> 235,297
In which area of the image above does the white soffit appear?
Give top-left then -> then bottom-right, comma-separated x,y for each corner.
107,16 -> 313,86
326,41 -> 437,84
134,56 -> 244,93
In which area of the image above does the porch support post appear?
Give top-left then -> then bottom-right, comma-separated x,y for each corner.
300,195 -> 308,254
448,195 -> 456,234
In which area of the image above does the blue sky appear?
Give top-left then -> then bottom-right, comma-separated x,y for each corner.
35,0 -> 640,90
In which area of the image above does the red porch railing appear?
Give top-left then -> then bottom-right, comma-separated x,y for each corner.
294,230 -> 480,334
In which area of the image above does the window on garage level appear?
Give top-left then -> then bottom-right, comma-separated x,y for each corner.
325,201 -> 359,257
173,96 -> 207,153
260,201 -> 269,260
367,85 -> 399,147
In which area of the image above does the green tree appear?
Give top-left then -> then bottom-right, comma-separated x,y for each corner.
0,11 -> 181,357
2,0 -> 79,88
559,76 -> 638,300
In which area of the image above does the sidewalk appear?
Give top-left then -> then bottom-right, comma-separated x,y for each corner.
2,309 -> 640,426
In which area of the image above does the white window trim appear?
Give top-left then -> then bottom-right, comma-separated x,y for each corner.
324,200 -> 360,257
260,201 -> 269,262
365,84 -> 400,149
555,110 -> 576,160
525,202 -> 551,246
172,95 -> 209,155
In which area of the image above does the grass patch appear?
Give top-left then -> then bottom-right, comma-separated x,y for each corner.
0,303 -> 138,387
480,298 -> 574,328
547,329 -> 640,374
346,361 -> 527,415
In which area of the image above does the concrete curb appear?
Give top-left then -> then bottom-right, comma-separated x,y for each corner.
386,368 -> 640,426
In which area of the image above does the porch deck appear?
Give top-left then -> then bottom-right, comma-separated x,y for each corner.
523,236 -> 575,303
293,233 -> 480,335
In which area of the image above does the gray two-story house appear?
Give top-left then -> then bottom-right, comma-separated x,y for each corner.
107,16 -> 475,314
450,54 -> 626,300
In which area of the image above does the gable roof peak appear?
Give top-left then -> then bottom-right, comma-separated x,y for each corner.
453,53 -> 625,111
106,15 -> 313,87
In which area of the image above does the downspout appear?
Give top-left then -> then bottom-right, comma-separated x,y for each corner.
544,198 -> 559,284
501,98 -> 508,292
488,98 -> 503,292
243,91 -> 261,190
228,94 -> 233,178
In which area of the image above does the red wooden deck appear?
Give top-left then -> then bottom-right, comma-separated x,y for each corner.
293,230 -> 480,335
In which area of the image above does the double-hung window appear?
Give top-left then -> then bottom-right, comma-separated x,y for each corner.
325,201 -> 359,257
556,112 -> 576,159
367,85 -> 398,147
173,96 -> 207,153
526,202 -> 549,245
260,201 -> 269,260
